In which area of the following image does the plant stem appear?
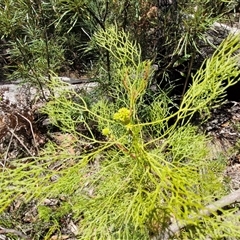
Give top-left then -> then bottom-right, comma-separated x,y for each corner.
155,188 -> 240,240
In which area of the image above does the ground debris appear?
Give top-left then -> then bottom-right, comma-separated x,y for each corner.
201,101 -> 240,191
0,88 -> 47,163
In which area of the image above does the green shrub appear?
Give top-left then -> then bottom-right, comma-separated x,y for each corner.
0,0 -> 236,103
1,26 -> 240,239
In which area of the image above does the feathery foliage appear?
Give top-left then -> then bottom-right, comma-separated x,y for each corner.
1,26 -> 240,239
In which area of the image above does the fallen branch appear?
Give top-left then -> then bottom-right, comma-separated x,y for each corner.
0,226 -> 30,240
154,188 -> 240,240
212,22 -> 240,35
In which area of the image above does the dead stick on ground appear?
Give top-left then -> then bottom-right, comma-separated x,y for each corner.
0,226 -> 30,240
2,124 -> 17,169
155,188 -> 240,240
17,112 -> 39,154
7,128 -> 33,157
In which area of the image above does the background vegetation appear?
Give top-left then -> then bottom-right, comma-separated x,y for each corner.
0,0 -> 237,90
0,0 -> 240,239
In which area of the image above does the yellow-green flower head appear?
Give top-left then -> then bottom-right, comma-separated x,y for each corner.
102,127 -> 111,136
113,107 -> 131,125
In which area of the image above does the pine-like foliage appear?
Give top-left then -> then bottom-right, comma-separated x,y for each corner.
1,27 -> 240,239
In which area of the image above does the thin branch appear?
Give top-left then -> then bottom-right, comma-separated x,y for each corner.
180,52 -> 195,103
155,188 -> 240,240
84,5 -> 105,30
0,226 -> 30,240
2,123 -> 17,169
7,128 -> 33,157
37,0 -> 51,84
16,40 -> 48,101
103,0 -> 109,23
16,112 -> 39,154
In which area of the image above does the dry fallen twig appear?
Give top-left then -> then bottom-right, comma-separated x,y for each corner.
7,128 -> 33,157
2,124 -> 17,170
0,226 -> 30,240
154,188 -> 240,240
16,112 -> 39,154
